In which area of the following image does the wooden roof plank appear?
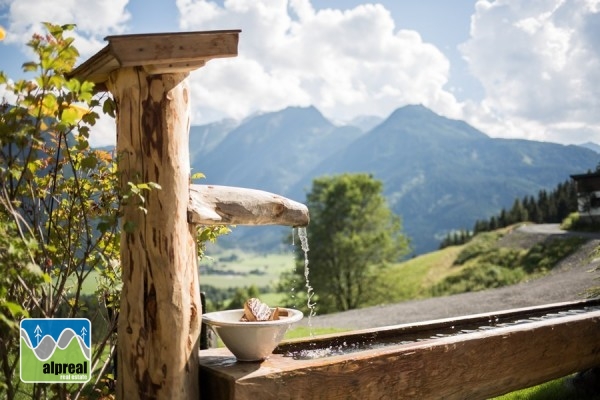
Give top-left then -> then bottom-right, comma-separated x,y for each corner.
68,30 -> 240,91
107,30 -> 240,67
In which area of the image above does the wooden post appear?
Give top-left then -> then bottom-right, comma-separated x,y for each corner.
69,30 -> 311,400
107,68 -> 199,399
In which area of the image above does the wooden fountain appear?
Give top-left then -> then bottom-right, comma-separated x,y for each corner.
69,30 -> 308,400
71,30 -> 600,400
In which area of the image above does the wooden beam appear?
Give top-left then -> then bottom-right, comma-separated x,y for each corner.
108,67 -> 200,400
188,185 -> 309,227
199,308 -> 600,400
107,30 -> 240,67
68,30 -> 240,91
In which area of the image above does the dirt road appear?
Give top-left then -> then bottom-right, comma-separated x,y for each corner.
299,224 -> 600,330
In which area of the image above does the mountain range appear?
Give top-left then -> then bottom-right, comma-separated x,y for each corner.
191,104 -> 598,255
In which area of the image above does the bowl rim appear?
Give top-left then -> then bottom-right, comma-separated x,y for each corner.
202,307 -> 304,327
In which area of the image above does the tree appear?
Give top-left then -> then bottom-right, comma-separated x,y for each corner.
281,173 -> 410,314
226,285 -> 260,309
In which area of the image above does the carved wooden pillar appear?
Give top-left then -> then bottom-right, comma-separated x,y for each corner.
108,67 -> 200,399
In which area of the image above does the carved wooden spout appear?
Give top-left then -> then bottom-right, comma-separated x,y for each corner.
188,184 -> 309,227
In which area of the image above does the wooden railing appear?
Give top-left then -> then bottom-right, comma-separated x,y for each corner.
199,299 -> 600,399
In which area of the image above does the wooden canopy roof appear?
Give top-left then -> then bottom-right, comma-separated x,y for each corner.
69,30 -> 241,91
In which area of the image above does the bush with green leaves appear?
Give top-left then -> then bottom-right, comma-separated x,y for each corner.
0,23 -> 121,400
432,263 -> 526,296
0,23 -> 228,400
433,233 -> 587,297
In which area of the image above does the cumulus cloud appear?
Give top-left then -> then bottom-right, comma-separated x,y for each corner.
4,0 -> 598,146
460,0 -> 600,144
176,0 -> 462,125
1,0 -> 130,146
2,0 -> 130,58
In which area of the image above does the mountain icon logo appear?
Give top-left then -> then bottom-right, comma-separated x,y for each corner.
20,318 -> 91,383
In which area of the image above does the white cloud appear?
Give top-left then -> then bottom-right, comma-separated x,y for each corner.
176,0 -> 462,125
5,0 -> 599,147
460,0 -> 600,144
1,0 -> 130,146
3,0 -> 131,58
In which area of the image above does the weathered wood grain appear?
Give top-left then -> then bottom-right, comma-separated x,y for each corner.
199,306 -> 600,400
108,67 -> 200,400
69,30 -> 240,92
188,185 -> 309,227
107,30 -> 240,66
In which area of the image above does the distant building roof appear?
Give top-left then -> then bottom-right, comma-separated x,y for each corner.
571,171 -> 600,193
570,171 -> 600,181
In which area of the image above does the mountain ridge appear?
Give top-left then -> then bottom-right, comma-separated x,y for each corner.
175,105 -> 598,254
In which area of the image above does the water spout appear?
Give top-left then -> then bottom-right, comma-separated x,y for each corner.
188,184 -> 309,227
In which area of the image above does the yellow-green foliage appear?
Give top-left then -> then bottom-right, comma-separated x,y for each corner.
372,226 -> 589,305
491,374 -> 599,400
562,212 -> 600,232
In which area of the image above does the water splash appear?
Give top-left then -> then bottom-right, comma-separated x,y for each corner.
297,227 -> 316,331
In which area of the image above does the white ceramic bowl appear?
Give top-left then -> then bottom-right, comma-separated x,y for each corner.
202,308 -> 303,361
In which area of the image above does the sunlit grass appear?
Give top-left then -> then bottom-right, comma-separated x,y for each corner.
491,374 -> 598,400
373,245 -> 464,303
284,326 -> 347,340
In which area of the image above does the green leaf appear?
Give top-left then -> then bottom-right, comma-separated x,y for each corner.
97,221 -> 111,233
191,172 -> 206,180
76,138 -> 90,151
102,98 -> 116,118
61,106 -> 79,125
22,61 -> 38,72
81,154 -> 98,170
42,92 -> 58,112
65,78 -> 80,93
3,301 -> 28,317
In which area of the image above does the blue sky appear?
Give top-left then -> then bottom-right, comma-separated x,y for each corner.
1,0 -> 599,147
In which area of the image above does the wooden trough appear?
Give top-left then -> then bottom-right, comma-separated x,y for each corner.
199,299 -> 600,400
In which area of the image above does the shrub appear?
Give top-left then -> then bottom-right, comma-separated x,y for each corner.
432,263 -> 525,296
521,237 -> 586,274
453,232 -> 502,266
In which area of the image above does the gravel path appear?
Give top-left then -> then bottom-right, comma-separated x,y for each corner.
298,224 -> 600,330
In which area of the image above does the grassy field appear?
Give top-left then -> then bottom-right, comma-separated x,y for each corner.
199,249 -> 295,290
374,244 -> 463,301
491,374 -> 597,400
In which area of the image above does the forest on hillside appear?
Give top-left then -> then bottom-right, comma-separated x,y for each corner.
440,178 -> 579,248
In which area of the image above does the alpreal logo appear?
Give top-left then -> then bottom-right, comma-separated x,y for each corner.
20,318 -> 91,383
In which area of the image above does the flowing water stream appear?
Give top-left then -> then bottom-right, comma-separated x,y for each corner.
296,227 -> 316,333
289,227 -> 316,336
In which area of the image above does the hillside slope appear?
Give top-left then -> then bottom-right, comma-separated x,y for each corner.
300,224 -> 600,330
